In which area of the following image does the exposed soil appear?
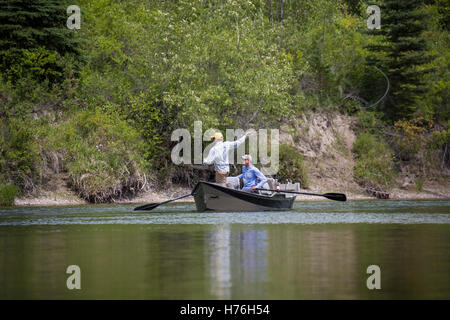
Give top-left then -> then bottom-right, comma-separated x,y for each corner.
14,173 -> 87,206
280,111 -> 450,200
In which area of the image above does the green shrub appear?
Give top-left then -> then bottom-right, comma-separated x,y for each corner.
392,117 -> 429,161
428,129 -> 450,150
415,178 -> 424,192
39,108 -> 149,203
0,118 -> 40,194
0,184 -> 18,207
353,132 -> 396,189
275,144 -> 309,187
0,48 -> 66,84
355,111 -> 384,134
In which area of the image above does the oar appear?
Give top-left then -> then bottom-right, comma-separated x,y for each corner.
133,193 -> 193,211
256,188 -> 347,202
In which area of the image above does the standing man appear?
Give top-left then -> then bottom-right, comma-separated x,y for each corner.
237,154 -> 267,192
203,130 -> 251,184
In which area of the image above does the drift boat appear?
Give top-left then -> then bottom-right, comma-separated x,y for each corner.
192,181 -> 296,212
134,179 -> 344,212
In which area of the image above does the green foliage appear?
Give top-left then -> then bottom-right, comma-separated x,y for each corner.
0,184 -> 18,207
392,117 -> 430,161
0,0 -> 84,83
353,132 -> 396,189
286,2 -> 369,110
275,144 -> 309,187
0,117 -> 40,194
427,76 -> 450,125
415,178 -> 424,192
0,0 -> 82,55
428,129 -> 450,150
39,108 -> 149,203
0,0 -> 448,200
365,0 -> 435,121
80,0 -> 295,130
420,3 -> 450,126
342,0 -> 363,16
355,110 -> 384,134
434,0 -> 450,31
1,48 -> 63,83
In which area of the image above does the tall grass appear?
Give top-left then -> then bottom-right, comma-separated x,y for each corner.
276,144 -> 309,187
0,184 -> 18,206
353,132 -> 396,190
39,108 -> 150,203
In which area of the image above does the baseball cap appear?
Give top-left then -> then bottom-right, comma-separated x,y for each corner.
211,132 -> 223,140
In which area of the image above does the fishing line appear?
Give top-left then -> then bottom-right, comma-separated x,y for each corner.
360,66 -> 390,109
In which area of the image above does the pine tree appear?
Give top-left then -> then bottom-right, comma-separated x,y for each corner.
0,0 -> 81,53
0,0 -> 83,81
365,0 -> 434,121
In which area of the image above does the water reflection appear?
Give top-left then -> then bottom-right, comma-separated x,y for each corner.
207,225 -> 268,299
208,225 -> 231,299
265,228 -> 359,299
0,200 -> 449,299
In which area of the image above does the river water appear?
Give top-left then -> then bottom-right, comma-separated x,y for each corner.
0,200 -> 449,299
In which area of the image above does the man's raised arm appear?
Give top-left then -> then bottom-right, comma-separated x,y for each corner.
225,130 -> 254,151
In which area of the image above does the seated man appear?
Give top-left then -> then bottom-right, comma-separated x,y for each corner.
237,155 -> 268,192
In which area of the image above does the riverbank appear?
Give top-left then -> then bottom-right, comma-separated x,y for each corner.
12,111 -> 450,207
8,111 -> 449,207
13,183 -> 450,206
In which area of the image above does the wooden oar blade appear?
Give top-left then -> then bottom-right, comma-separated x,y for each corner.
323,193 -> 347,202
133,203 -> 159,211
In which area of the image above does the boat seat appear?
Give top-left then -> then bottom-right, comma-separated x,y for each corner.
226,176 -> 240,190
227,176 -> 275,195
259,182 -> 272,195
266,178 -> 275,190
283,182 -> 301,192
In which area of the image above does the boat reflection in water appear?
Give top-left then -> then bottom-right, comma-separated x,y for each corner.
207,224 -> 268,299
208,225 -> 231,299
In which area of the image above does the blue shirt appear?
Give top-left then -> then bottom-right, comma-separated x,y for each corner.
237,165 -> 268,189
